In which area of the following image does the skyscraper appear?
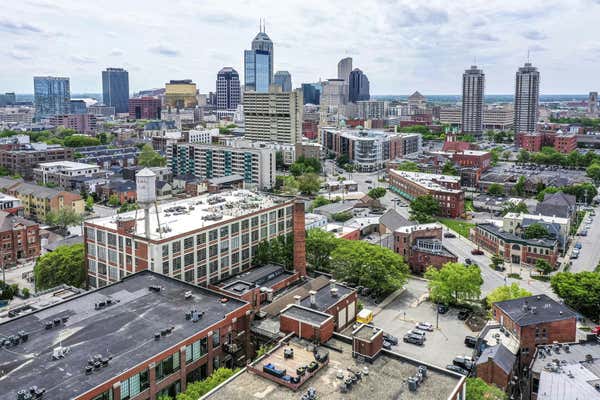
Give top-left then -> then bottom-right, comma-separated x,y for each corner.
301,83 -> 321,105
514,63 -> 540,133
216,67 -> 241,110
461,65 -> 485,136
33,76 -> 70,119
589,92 -> 598,116
244,23 -> 274,92
337,57 -> 353,82
273,71 -> 292,92
243,89 -> 303,144
348,68 -> 370,103
102,67 -> 129,113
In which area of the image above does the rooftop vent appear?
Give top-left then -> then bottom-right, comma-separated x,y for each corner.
184,291 -> 193,299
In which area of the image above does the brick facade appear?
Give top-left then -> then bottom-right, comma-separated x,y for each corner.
476,359 -> 511,390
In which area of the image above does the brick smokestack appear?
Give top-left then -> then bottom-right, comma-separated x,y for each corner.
293,200 -> 307,278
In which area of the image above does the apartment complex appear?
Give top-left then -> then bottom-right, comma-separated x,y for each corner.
0,143 -> 73,179
33,76 -> 71,119
514,63 -> 540,134
393,222 -> 458,273
48,113 -> 97,134
84,190 -> 300,289
0,211 -> 40,264
387,170 -> 464,218
356,100 -> 385,119
0,107 -> 35,124
462,65 -> 485,136
128,96 -> 161,119
33,161 -> 105,189
321,128 -> 422,171
0,271 -> 252,400
243,89 -> 303,144
440,106 -> 513,131
168,142 -> 276,190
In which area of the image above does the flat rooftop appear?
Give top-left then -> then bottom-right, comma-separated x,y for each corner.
218,264 -> 294,295
389,170 -> 462,194
353,324 -> 381,341
395,222 -> 442,234
494,294 -> 576,326
0,271 -> 247,400
204,336 -> 464,400
86,189 -> 291,241
299,282 -> 353,312
281,305 -> 332,326
36,160 -> 99,170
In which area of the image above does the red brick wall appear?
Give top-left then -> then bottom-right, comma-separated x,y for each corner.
476,360 -> 511,390
279,314 -> 334,343
516,132 -> 542,152
325,291 -> 358,330
408,250 -> 457,273
554,135 -> 577,154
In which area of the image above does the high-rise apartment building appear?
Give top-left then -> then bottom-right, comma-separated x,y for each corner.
273,71 -> 292,92
514,62 -> 540,133
33,76 -> 70,119
461,65 -> 485,136
320,79 -> 347,109
69,99 -> 87,114
357,100 -> 385,119
301,83 -> 321,105
216,67 -> 241,110
243,89 -> 303,144
589,91 -> 598,116
244,26 -> 273,93
101,67 -> 129,113
165,80 -> 198,109
348,68 -> 370,103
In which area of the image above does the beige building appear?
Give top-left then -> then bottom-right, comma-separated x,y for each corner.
243,88 -> 303,144
440,105 -> 514,131
165,79 -> 197,109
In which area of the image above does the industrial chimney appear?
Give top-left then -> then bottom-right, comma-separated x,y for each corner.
136,168 -> 157,239
293,200 -> 307,278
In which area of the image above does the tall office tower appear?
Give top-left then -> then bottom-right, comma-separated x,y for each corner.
320,79 -> 347,108
102,67 -> 129,113
461,65 -> 485,136
33,76 -> 70,119
273,71 -> 292,92
216,67 -> 241,110
301,83 -> 321,105
514,62 -> 540,133
348,68 -> 370,103
165,79 -> 198,109
589,92 -> 598,116
70,99 -> 87,114
244,23 -> 274,92
337,57 -> 353,82
243,88 -> 303,144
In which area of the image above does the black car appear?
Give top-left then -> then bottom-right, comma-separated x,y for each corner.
383,333 -> 399,345
453,356 -> 474,370
403,333 -> 425,346
464,336 -> 477,348
494,265 -> 506,272
438,304 -> 449,314
446,365 -> 469,376
457,310 -> 470,320
444,232 -> 457,238
382,340 -> 392,350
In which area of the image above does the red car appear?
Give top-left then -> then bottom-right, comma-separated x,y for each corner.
592,326 -> 600,335
471,249 -> 484,255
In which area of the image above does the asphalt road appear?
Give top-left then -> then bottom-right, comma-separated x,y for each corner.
570,209 -> 600,273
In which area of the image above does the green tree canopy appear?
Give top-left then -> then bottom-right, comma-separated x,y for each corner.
442,161 -> 458,176
513,175 -> 526,196
306,229 -> 340,271
330,240 -> 408,296
33,243 -> 86,290
486,283 -> 532,308
289,156 -> 322,177
523,223 -> 549,239
85,195 -> 94,212
487,183 -> 504,196
502,201 -> 528,216
551,271 -> 600,320
252,234 -> 293,270
331,211 -> 353,222
367,187 -> 386,199
425,262 -> 483,305
64,135 -> 101,148
586,163 -> 600,184
44,208 -> 84,233
138,144 -> 166,167
395,161 -> 420,172
296,173 -> 322,196
517,149 -> 530,164
465,377 -> 507,400
160,368 -> 237,400
409,195 -> 440,223
108,194 -> 120,207
312,195 -> 331,209
535,259 -> 554,275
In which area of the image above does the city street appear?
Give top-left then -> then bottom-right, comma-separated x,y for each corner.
570,209 -> 600,273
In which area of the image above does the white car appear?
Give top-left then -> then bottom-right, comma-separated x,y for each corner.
416,322 -> 434,332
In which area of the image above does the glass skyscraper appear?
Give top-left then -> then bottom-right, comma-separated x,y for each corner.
102,68 -> 129,113
273,71 -> 292,92
34,76 -> 71,119
244,27 -> 273,92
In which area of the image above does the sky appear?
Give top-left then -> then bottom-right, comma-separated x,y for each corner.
2,0 -> 600,95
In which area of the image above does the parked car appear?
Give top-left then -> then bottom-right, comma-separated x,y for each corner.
580,230 -> 588,236
571,253 -> 579,259
471,249 -> 484,255
383,333 -> 399,345
453,356 -> 474,370
365,179 -> 372,184
417,322 -> 434,332
408,329 -> 427,340
465,258 -> 472,265
382,340 -> 392,350
446,365 -> 469,376
464,336 -> 477,348
438,304 -> 449,314
403,333 -> 425,346
444,232 -> 457,238
494,265 -> 506,272
591,326 -> 600,335
457,310 -> 470,320
575,243 -> 582,250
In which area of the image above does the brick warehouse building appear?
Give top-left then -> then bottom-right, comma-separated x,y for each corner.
84,189 -> 303,289
0,211 -> 40,265
387,169 -> 465,218
492,294 -> 577,367
393,222 -> 458,273
0,271 -> 252,400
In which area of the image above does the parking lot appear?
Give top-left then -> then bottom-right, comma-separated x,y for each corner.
369,278 -> 478,368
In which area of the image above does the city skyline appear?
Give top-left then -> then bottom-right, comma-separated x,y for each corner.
2,0 -> 600,95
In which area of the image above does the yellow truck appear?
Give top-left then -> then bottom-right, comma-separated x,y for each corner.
356,309 -> 373,324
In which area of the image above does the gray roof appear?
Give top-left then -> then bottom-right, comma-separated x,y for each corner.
379,209 -> 411,231
313,201 -> 356,216
494,294 -> 577,326
208,174 -> 244,185
535,192 -> 576,219
477,344 -> 516,374
477,223 -> 557,248
13,182 -> 62,199
44,235 -> 83,252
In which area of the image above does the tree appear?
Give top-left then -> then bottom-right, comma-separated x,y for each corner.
252,234 -> 293,270
409,195 -> 440,223
563,182 -> 597,204
306,229 -> 340,271
33,243 -> 86,290
138,144 -> 166,167
587,163 -> 600,184
465,377 -> 507,400
336,154 -> 349,168
517,149 -> 530,164
312,195 -> 331,209
489,254 -> 503,270
44,208 -> 84,234
296,173 -> 321,196
367,187 -> 386,199
330,240 -> 408,296
535,259 -> 553,275
0,281 -> 18,300
0,166 -> 10,176
502,201 -> 528,216
275,151 -> 284,169
502,150 -> 512,160
551,272 -> 600,320
63,135 -> 101,147
173,368 -> 236,400
523,223 -> 549,239
331,211 -> 353,222
442,161 -> 458,176
425,262 -> 483,305
536,186 -> 560,202
513,175 -> 526,196
395,161 -> 420,172
486,283 -> 532,308
108,194 -> 120,207
85,195 -> 94,212
487,183 -> 504,197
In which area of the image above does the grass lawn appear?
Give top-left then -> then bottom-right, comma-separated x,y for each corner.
438,218 -> 475,238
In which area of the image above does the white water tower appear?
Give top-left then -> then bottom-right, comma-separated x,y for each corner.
136,168 -> 157,238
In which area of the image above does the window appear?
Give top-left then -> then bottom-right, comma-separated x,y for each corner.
269,211 -> 276,222
184,237 -> 194,249
197,264 -> 207,277
231,223 -> 239,234
108,233 -> 116,247
126,238 -> 132,247
96,230 -> 105,244
86,227 -> 96,240
98,262 -> 107,275
172,241 -> 181,253
87,243 -> 96,257
97,247 -> 106,261
220,240 -> 229,253
242,233 -> 249,245
221,256 -> 229,268
91,390 -> 113,400
220,226 -> 228,238
209,229 -> 218,241
184,269 -> 194,283
231,236 -> 239,249
185,252 -> 194,266
186,336 -> 208,363
232,252 -> 239,265
278,208 -> 284,218
197,248 -> 206,261
162,261 -> 170,275
260,214 -> 267,224
209,244 -> 218,257
196,233 -> 206,245
173,257 -> 181,271
88,259 -> 97,273
108,267 -> 118,281
261,227 -> 267,239
213,328 -> 220,348
209,260 -> 218,273
269,224 -> 276,235
252,216 -> 259,227
252,230 -> 259,241
155,352 -> 180,381
108,249 -> 117,264
120,369 -> 150,400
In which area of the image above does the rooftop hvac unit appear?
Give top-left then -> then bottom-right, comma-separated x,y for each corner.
408,377 -> 418,392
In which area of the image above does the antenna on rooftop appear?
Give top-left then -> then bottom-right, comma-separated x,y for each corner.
527,48 -> 531,63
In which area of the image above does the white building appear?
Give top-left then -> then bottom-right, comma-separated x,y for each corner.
243,89 -> 303,144
187,128 -> 219,144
